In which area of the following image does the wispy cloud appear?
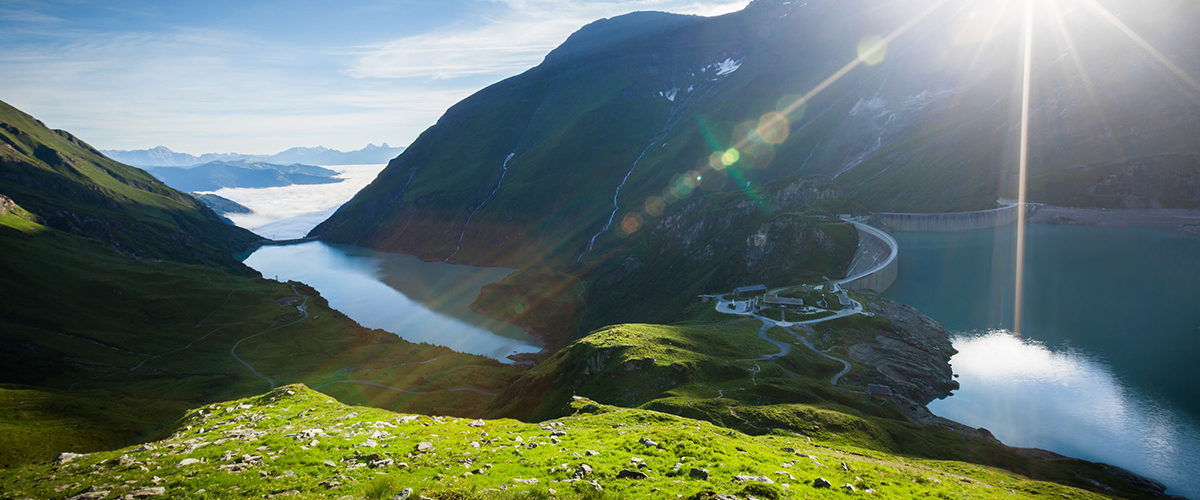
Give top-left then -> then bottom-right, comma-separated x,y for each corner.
347,0 -> 749,80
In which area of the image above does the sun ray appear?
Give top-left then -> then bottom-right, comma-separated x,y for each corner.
1078,0 -> 1200,103
1044,1 -> 1124,157
1013,0 -> 1034,336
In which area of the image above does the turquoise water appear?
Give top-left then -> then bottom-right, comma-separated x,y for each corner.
885,224 -> 1200,497
243,241 -> 542,362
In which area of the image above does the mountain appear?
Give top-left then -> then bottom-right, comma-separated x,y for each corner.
103,143 -> 406,168
0,102 -> 1174,498
145,160 -> 342,192
0,100 -> 259,269
312,0 -> 1200,263
266,143 -> 405,166
193,193 -> 250,223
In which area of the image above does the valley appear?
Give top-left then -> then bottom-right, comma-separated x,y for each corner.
2,0 -> 1199,498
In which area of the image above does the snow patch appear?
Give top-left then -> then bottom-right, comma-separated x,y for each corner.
713,58 -> 742,76
658,88 -> 679,102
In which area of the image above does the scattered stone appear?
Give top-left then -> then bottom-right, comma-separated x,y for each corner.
638,437 -> 658,448
266,490 -> 299,498
689,468 -> 710,480
575,464 -> 593,478
617,469 -> 648,480
780,447 -> 796,453
128,487 -> 166,497
369,458 -> 394,468
67,489 -> 109,500
176,458 -> 202,467
842,483 -> 857,492
513,478 -> 539,485
734,474 -> 774,484
776,470 -> 796,481
468,419 -> 486,428
323,460 -> 336,467
841,461 -> 850,471
359,439 -> 378,448
585,450 -> 600,456
56,452 -> 87,464
391,488 -> 414,500
812,477 -> 832,489
296,429 -> 326,441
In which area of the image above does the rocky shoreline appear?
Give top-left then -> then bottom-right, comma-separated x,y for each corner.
1029,204 -> 1200,235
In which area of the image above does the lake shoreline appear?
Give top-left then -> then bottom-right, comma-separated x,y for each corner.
1029,205 -> 1200,235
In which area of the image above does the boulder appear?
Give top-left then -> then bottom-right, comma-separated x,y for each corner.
617,469 -> 648,479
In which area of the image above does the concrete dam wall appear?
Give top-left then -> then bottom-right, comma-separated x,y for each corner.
841,221 -> 898,294
874,203 -> 1020,232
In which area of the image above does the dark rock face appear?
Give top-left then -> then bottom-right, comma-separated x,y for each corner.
833,299 -> 959,407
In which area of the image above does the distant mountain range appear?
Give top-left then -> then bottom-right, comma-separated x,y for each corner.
102,143 -> 405,168
145,160 -> 342,192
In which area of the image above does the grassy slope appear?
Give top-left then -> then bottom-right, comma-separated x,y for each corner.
0,384 -> 1112,500
0,211 -> 521,467
0,100 -> 257,269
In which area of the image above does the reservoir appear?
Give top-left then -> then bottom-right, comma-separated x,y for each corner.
243,241 -> 542,362
885,224 -> 1200,497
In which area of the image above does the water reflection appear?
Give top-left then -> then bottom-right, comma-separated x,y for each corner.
932,330 -> 1200,498
244,241 -> 542,362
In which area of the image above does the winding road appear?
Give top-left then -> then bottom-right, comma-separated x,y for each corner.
230,289 -> 310,391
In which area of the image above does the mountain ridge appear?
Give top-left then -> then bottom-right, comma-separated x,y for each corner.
103,143 -> 405,168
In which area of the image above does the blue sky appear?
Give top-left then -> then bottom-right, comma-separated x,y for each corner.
0,0 -> 747,154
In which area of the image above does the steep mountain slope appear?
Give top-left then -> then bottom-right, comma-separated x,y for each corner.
0,100 -> 259,269
0,385 -> 1157,499
312,0 -> 1200,269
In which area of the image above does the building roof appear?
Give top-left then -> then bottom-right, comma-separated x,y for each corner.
734,284 -> 768,294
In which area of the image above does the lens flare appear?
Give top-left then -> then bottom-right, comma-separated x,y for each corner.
756,111 -> 790,145
709,150 -> 727,170
644,196 -> 665,217
620,213 -> 643,235
721,148 -> 740,166
857,34 -> 888,66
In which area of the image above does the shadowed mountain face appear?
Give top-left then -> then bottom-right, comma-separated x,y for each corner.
311,0 -> 1200,269
0,100 -> 260,270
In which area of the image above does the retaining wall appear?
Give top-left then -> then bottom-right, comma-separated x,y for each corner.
841,221 -> 898,294
874,203 -> 1020,232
